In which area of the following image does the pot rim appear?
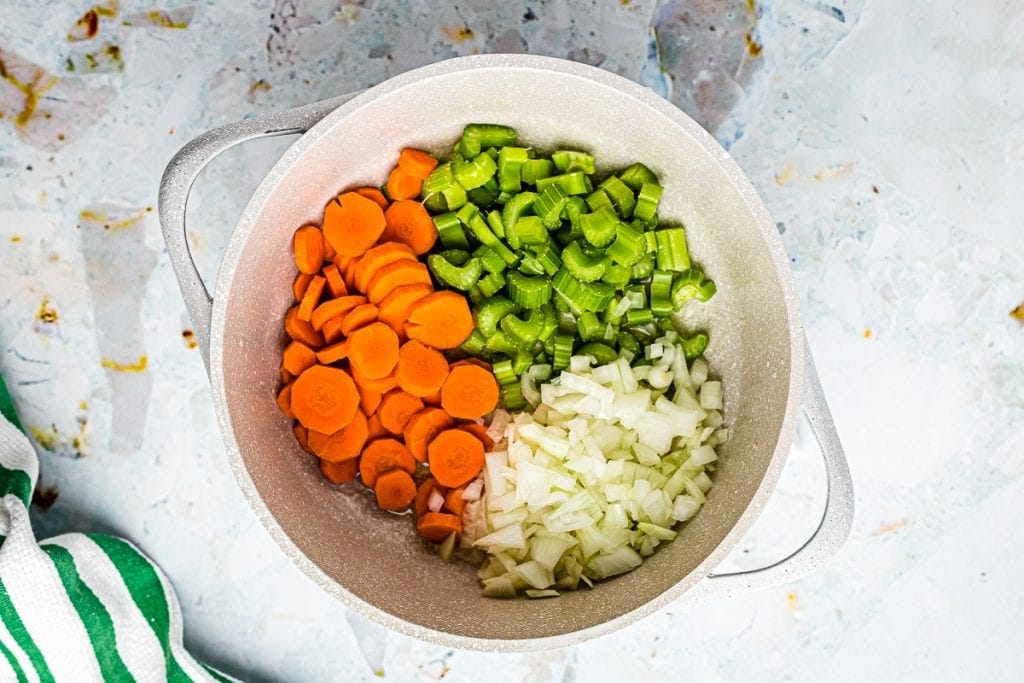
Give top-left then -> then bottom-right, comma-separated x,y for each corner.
208,53 -> 804,651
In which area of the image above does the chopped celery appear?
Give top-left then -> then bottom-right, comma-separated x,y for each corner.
459,123 -> 517,157
475,296 -> 517,337
618,162 -> 658,191
428,255 -> 482,291
508,271 -> 552,309
579,206 -> 619,248
453,153 -> 497,190
562,241 -> 610,282
654,228 -> 691,272
521,158 -> 554,184
552,150 -> 596,174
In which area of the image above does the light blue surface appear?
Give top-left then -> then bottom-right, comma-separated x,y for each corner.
1,1 -> 1022,680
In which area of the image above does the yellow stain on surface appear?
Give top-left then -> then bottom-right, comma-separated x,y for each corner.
30,425 -> 60,452
876,518 -> 909,535
79,208 -> 145,231
441,25 -> 474,43
37,297 -> 58,324
10,235 -> 21,243
1011,303 -> 1024,323
101,355 -> 148,372
143,11 -> 190,28
0,54 -> 58,127
775,163 -> 796,185
786,591 -> 798,613
863,328 -> 872,339
814,163 -> 855,181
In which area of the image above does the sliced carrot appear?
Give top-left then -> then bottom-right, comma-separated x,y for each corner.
292,422 -> 312,454
427,428 -> 485,488
281,367 -> 295,384
285,305 -> 325,348
322,263 -> 347,298
386,166 -> 422,201
443,487 -> 466,517
422,389 -> 442,406
377,390 -> 424,434
293,225 -> 325,274
353,242 -> 417,293
403,407 -> 455,463
341,256 -> 359,291
353,186 -> 389,211
414,477 -> 445,518
417,512 -> 462,543
296,275 -> 326,322
348,322 -> 399,380
395,340 -> 449,398
282,340 -> 317,376
353,368 -> 399,395
359,386 -> 383,415
404,291 -> 474,349
293,272 -> 314,301
277,383 -> 294,418
322,234 -> 337,263
315,340 -> 349,365
321,315 -> 346,345
359,438 -> 416,488
307,410 -> 368,462
366,260 -> 431,304
311,295 -> 367,331
366,413 -> 388,440
397,148 -> 438,180
322,192 -> 387,257
451,357 -> 492,371
291,365 -> 360,434
320,457 -> 359,483
338,303 -> 380,337
440,364 -> 500,420
381,200 -> 437,255
378,284 -> 432,336
374,469 -> 418,511
459,422 -> 494,451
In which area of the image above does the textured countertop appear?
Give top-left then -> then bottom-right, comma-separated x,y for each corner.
1,1 -> 1022,681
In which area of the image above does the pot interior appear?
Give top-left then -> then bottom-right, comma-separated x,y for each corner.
213,56 -> 797,644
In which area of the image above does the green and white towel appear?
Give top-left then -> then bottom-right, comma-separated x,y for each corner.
0,394 -> 235,682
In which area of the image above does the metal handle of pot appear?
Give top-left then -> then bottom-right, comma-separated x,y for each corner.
687,340 -> 854,602
158,93 -> 360,372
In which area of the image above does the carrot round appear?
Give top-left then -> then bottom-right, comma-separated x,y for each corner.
444,487 -> 466,517
320,457 -> 359,484
378,284 -> 432,336
414,477 -> 445,518
403,407 -> 455,462
450,357 -> 492,371
296,275 -> 327,322
276,383 -> 294,418
291,365 -> 360,434
353,186 -> 389,211
395,340 -> 449,398
373,469 -> 417,511
311,295 -> 367,331
459,422 -> 494,451
428,429 -> 485,488
440,364 -> 500,419
366,413 -> 388,440
321,315 -> 346,345
366,260 -> 432,304
417,512 -> 462,543
282,340 -> 317,376
293,272 -> 314,301
292,422 -> 312,454
359,438 -> 416,488
358,386 -> 383,415
404,291 -> 474,349
422,389 -> 442,406
348,322 -> 399,380
323,192 -> 387,257
322,234 -> 338,263
293,225 -> 325,274
386,166 -> 422,201
338,303 -> 380,337
381,200 -> 437,255
322,263 -> 348,298
307,409 -> 368,462
285,306 -> 325,348
280,367 -> 294,384
353,368 -> 399,395
353,242 -> 417,293
377,390 -> 424,434
315,340 -> 349,365
397,148 -> 438,180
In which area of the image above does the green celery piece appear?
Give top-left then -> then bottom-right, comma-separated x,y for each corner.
460,124 -> 517,157
453,153 -> 497,190
618,162 -> 658,191
577,342 -> 617,365
502,191 -> 538,249
475,296 -> 518,337
631,252 -> 655,280
424,163 -> 455,194
562,241 -> 610,282
497,146 -> 528,193
634,182 -> 663,222
521,158 -> 554,185
601,263 -> 631,288
472,244 -> 507,274
500,379 -> 527,410
585,188 -> 613,212
439,249 -> 470,266
576,311 -> 604,342
671,269 -> 716,308
534,184 -> 569,229
518,253 -> 547,276
486,330 -> 521,356
434,211 -> 469,249
427,255 -> 482,291
579,206 -> 619,248
538,303 -> 558,341
422,192 -> 447,213
513,216 -> 548,245
681,332 -> 709,360
650,270 -> 674,316
500,307 -> 546,343
535,172 -> 589,196
487,209 -> 506,239
441,182 -> 467,210
477,270 -> 507,297
459,329 -> 487,355
492,358 -> 518,384
654,227 -> 691,272
605,221 -> 645,266
552,334 -> 574,370
599,176 -> 636,218
530,243 -> 562,276
552,150 -> 596,174
507,271 -> 552,309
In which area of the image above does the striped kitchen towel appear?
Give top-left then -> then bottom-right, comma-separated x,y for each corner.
0,406 -> 236,681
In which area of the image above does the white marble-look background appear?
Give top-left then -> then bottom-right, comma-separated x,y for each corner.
1,1 -> 1022,681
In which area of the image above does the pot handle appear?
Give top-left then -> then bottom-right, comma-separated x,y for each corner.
158,93 -> 361,372
686,340 -> 854,603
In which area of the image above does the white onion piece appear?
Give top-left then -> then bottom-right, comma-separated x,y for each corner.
428,489 -> 445,513
461,479 -> 484,501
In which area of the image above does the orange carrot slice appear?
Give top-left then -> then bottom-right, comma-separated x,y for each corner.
440,364 -> 500,420
386,166 -> 422,201
276,383 -> 294,418
459,422 -> 494,451
381,200 -> 437,255
315,340 -> 349,365
414,477 -> 445,518
282,340 -> 317,376
296,275 -> 326,322
322,263 -> 347,298
353,187 -> 389,211
417,512 -> 462,542
348,322 -> 399,379
291,365 -> 359,434
293,272 -> 314,301
338,303 -> 380,337
323,192 -> 387,257
307,410 -> 368,462
353,242 -> 417,293
377,389 -> 425,434
311,295 -> 367,331
404,291 -> 474,349
366,261 -> 431,304
293,225 -> 325,274
378,284 -> 432,336
320,457 -> 359,483
397,148 -> 438,179
395,340 -> 449,398
427,428 -> 485,488
359,438 -> 416,488
403,407 -> 455,463
285,305 -> 325,348
374,469 -> 417,510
